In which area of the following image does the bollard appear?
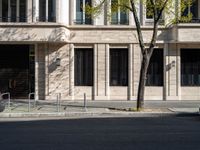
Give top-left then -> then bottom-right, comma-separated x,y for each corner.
57,93 -> 61,112
28,97 -> 31,112
84,93 -> 87,110
28,93 -> 35,112
8,93 -> 10,111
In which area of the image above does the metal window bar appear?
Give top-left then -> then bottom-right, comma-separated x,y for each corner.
0,16 -> 27,22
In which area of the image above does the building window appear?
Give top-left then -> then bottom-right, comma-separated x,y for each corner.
75,48 -> 93,86
110,48 -> 128,86
181,0 -> 199,22
145,0 -> 164,24
76,0 -> 92,24
1,0 -> 27,22
19,0 -> 27,22
111,0 -> 129,25
181,49 -> 200,86
146,49 -> 163,86
39,0 -> 56,22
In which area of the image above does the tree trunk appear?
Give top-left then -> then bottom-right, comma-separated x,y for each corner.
137,54 -> 149,111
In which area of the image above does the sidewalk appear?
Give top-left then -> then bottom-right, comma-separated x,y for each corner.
0,100 -> 199,118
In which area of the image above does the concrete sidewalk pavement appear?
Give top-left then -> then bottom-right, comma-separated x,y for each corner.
0,100 -> 199,118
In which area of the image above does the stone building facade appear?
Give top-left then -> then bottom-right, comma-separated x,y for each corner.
0,0 -> 200,101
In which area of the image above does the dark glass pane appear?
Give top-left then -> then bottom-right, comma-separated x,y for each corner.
146,49 -> 163,86
181,49 -> 200,86
76,0 -> 83,24
76,0 -> 92,24
191,0 -> 198,19
182,0 -> 198,19
75,48 -> 93,86
48,0 -> 56,22
120,9 -> 128,25
11,0 -> 17,22
110,48 -> 128,86
85,0 -> 92,24
111,0 -> 118,24
2,0 -> 8,22
39,0 -> 46,21
19,0 -> 27,22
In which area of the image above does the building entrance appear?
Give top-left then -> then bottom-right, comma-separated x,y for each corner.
0,45 -> 35,99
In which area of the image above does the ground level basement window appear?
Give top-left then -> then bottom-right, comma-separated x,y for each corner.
146,48 -> 164,86
74,48 -> 93,86
110,48 -> 128,86
181,49 -> 200,86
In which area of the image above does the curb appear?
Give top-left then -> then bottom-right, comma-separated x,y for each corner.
0,111 -> 176,118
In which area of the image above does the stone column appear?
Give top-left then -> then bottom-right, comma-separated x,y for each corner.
27,0 -> 33,22
8,0 -> 11,22
128,44 -> 133,100
69,0 -> 74,25
33,0 -> 39,22
69,44 -> 75,100
105,44 -> 110,99
35,44 -> 46,100
93,44 -> 98,99
56,0 -> 60,22
165,43 -> 180,100
45,44 -> 49,96
133,44 -> 141,100
16,0 -> 20,22
94,44 -> 108,100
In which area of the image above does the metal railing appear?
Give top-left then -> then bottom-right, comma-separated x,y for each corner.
0,92 -> 11,110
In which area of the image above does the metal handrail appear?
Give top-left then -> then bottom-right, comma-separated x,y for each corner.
28,93 -> 35,112
0,92 -> 11,110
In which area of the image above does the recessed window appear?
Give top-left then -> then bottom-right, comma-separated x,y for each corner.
39,0 -> 56,22
110,48 -> 128,86
145,0 -> 164,24
146,49 -> 163,86
181,49 -> 200,86
111,0 -> 129,25
75,48 -> 93,86
1,0 -> 27,22
181,0 -> 199,22
76,0 -> 92,24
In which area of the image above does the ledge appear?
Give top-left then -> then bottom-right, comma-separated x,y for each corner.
0,23 -> 70,43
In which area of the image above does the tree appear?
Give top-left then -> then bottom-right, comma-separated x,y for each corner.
86,0 -> 192,111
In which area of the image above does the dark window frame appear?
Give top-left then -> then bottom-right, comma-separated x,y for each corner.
181,49 -> 200,86
146,48 -> 164,86
110,48 -> 128,86
75,0 -> 92,25
74,48 -> 94,86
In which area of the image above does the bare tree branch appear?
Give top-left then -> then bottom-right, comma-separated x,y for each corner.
130,0 -> 145,54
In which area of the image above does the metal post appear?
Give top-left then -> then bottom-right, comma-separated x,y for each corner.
84,93 -> 87,110
0,93 -> 10,111
8,93 -> 10,111
57,93 -> 60,112
28,96 -> 31,112
59,93 -> 61,111
28,93 -> 35,112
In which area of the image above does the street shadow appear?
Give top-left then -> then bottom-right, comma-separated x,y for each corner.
0,115 -> 200,150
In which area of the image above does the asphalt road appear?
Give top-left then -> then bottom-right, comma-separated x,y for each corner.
0,114 -> 200,150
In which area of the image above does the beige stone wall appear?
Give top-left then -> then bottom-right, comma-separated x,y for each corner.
33,27 -> 200,101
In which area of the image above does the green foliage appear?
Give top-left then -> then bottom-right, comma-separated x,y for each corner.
85,0 -> 194,25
